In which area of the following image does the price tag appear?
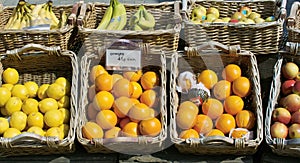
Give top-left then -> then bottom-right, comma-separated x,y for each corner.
106,49 -> 141,71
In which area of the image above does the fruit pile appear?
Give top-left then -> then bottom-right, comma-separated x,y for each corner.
270,62 -> 300,139
0,68 -> 71,140
176,64 -> 255,139
191,5 -> 275,24
82,65 -> 162,140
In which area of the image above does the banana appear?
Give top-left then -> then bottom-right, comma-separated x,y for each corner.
128,8 -> 142,28
97,0 -> 113,30
132,24 -> 143,31
106,0 -> 127,30
31,3 -> 44,17
137,5 -> 155,30
58,9 -> 67,29
47,1 -> 59,26
4,5 -> 21,29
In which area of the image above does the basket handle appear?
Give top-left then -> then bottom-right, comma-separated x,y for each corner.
68,1 -> 83,26
77,3 -> 87,27
287,1 -> 300,28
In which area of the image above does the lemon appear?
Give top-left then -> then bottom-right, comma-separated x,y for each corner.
27,126 -> 45,136
3,128 -> 21,138
10,111 -> 27,131
22,98 -> 39,115
59,124 -> 69,138
24,81 -> 39,98
45,127 -> 64,140
46,83 -> 65,100
55,77 -> 71,96
5,97 -> 22,115
27,112 -> 44,128
37,84 -> 50,100
0,87 -> 11,107
0,117 -> 9,134
11,84 -> 29,101
44,109 -> 63,127
39,98 -> 58,113
2,68 -> 19,84
57,95 -> 70,108
2,84 -> 14,91
58,108 -> 70,124
0,107 -> 8,116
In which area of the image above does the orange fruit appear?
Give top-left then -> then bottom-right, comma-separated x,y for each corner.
93,91 -> 114,111
215,114 -> 236,134
193,114 -> 213,135
119,117 -> 131,129
96,110 -> 118,130
202,98 -> 223,120
89,65 -> 108,83
130,81 -> 143,99
140,89 -> 158,108
95,73 -> 113,92
213,80 -> 231,100
104,127 -> 121,138
139,117 -> 162,137
205,129 -> 225,137
86,103 -> 98,121
140,71 -> 159,90
197,69 -> 218,89
113,96 -> 134,118
130,98 -> 140,105
112,78 -> 133,98
179,129 -> 200,139
232,77 -> 251,97
121,122 -> 139,137
88,85 -> 96,102
236,110 -> 256,130
128,103 -> 155,122
230,128 -> 249,139
112,74 -> 123,86
123,70 -> 142,82
82,121 -> 104,140
224,95 -> 244,115
222,64 -> 242,82
178,101 -> 199,115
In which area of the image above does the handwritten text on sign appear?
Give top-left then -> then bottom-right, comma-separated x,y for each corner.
106,49 -> 141,70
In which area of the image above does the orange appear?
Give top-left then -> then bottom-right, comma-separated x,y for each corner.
130,98 -> 140,105
224,95 -> 244,115
222,64 -> 242,82
205,129 -> 225,137
130,81 -> 143,99
140,89 -> 158,108
139,117 -> 162,137
104,127 -> 121,138
88,85 -> 96,102
95,73 -> 113,92
232,76 -> 251,97
202,98 -> 223,120
197,69 -> 218,89
140,71 -> 159,90
93,91 -> 114,111
121,122 -> 139,137
213,80 -> 231,100
82,121 -> 104,140
112,78 -> 133,97
112,74 -> 123,85
123,70 -> 142,82
96,110 -> 118,130
119,117 -> 131,129
178,101 -> 199,115
89,65 -> 108,83
236,110 -> 256,130
215,114 -> 236,134
86,103 -> 98,121
179,129 -> 200,139
128,103 -> 155,122
113,96 -> 134,118
193,114 -> 213,135
230,128 -> 249,139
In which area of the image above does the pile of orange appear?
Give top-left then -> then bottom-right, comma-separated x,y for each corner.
82,65 -> 162,140
177,64 -> 256,139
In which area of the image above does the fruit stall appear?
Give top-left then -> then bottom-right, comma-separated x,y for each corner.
0,0 -> 299,162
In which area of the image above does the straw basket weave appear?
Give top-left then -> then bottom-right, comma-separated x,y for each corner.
0,44 -> 78,157
170,41 -> 263,155
287,1 -> 300,43
182,0 -> 287,55
76,1 -> 181,56
77,44 -> 167,154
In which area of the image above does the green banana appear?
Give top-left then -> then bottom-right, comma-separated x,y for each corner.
132,24 -> 143,31
106,0 -> 127,30
97,0 -> 114,30
128,7 -> 142,28
137,5 -> 155,30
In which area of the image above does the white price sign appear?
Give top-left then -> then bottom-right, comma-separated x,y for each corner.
106,49 -> 141,70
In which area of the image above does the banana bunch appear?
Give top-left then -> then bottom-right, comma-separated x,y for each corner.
96,0 -> 127,30
129,5 -> 155,31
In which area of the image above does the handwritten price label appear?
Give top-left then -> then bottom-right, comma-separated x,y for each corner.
106,49 -> 141,70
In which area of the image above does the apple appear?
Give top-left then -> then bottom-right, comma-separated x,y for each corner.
191,17 -> 202,24
295,72 -> 300,81
243,19 -> 255,24
282,62 -> 299,79
207,7 -> 219,18
213,19 -> 224,23
289,123 -> 300,139
240,6 -> 252,17
222,17 -> 231,23
293,80 -> 300,95
231,12 -> 245,21
254,17 -> 265,24
192,6 -> 206,21
265,16 -> 275,22
291,111 -> 300,124
282,93 -> 300,113
230,19 -> 239,23
272,107 -> 291,125
249,12 -> 261,20
281,79 -> 296,95
271,122 -> 288,138
206,13 -> 218,22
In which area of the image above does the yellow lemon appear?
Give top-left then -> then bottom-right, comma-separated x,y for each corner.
46,83 -> 65,100
45,127 -> 64,140
58,108 -> 70,124
37,84 -> 49,100
24,81 -> 39,98
3,128 -> 21,138
11,84 -> 29,101
27,126 -> 45,136
0,107 -> 8,116
59,124 -> 70,138
2,84 -> 14,91
0,117 -> 9,134
38,98 -> 58,113
55,77 -> 71,96
57,95 -> 70,108
0,87 -> 11,107
10,111 -> 27,131
27,112 -> 44,128
2,68 -> 19,84
22,98 -> 39,115
5,97 -> 22,115
44,109 -> 63,127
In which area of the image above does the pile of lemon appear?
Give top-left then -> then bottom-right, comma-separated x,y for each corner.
0,68 -> 71,140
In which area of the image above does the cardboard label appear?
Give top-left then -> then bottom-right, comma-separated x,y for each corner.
106,49 -> 141,70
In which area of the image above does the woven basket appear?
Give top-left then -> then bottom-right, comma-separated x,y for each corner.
76,1 -> 181,56
265,52 -> 300,157
77,43 -> 167,154
287,1 -> 300,43
0,44 -> 78,157
182,0 -> 287,55
170,41 -> 263,155
0,4 -> 77,54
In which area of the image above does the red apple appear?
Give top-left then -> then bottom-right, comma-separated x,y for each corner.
282,79 -> 296,95
272,107 -> 291,124
271,122 -> 288,138
282,62 -> 299,79
282,93 -> 300,113
293,80 -> 300,95
230,19 -> 239,23
289,123 -> 300,139
291,111 -> 300,124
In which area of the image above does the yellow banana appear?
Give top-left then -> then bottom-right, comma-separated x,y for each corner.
97,0 -> 113,30
5,5 -> 21,29
58,9 -> 67,29
31,3 -> 44,17
106,0 -> 127,30
137,6 -> 155,30
47,1 -> 59,26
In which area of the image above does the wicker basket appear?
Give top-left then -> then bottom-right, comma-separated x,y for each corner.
0,44 -> 78,157
182,0 -> 287,55
77,42 -> 167,154
265,51 -> 300,157
170,41 -> 263,155
76,1 -> 181,56
287,1 -> 300,43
